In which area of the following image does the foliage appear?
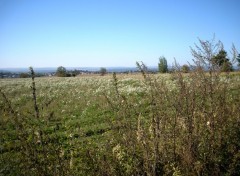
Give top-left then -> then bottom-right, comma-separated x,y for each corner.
56,66 -> 67,77
71,69 -> 79,77
100,67 -> 107,76
181,64 -> 190,73
237,54 -> 240,69
1,68 -> 72,175
19,72 -> 30,78
212,49 -> 233,72
158,56 -> 168,73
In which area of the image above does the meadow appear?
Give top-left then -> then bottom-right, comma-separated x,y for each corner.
1,65 -> 240,175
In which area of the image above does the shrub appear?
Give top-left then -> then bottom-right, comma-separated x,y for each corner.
100,67 -> 107,76
56,66 -> 67,77
101,37 -> 240,175
19,72 -> 30,78
181,64 -> 190,73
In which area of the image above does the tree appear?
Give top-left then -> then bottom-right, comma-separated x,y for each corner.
100,67 -> 107,76
237,54 -> 240,69
71,69 -> 79,77
19,73 -> 29,78
181,64 -> 190,73
158,56 -> 168,73
212,49 -> 233,72
56,66 -> 67,77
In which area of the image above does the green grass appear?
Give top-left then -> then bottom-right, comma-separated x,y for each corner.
1,72 -> 240,175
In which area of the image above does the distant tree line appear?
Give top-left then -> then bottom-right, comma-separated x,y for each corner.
55,66 -> 108,77
55,66 -> 81,77
55,47 -> 240,77
158,47 -> 239,73
0,72 -> 45,78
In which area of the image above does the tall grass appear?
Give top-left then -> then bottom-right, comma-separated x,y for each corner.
0,38 -> 240,175
1,68 -> 72,176
91,38 -> 240,175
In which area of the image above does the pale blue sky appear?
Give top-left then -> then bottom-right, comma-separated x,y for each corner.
0,0 -> 239,68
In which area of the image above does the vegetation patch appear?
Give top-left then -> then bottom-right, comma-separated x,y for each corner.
1,38 -> 240,175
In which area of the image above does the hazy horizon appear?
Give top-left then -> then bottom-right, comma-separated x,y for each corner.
1,0 -> 240,68
0,65 -> 158,70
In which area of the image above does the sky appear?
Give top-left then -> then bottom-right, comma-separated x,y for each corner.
0,0 -> 239,68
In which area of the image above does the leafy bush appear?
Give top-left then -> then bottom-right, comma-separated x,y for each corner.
181,64 -> 190,73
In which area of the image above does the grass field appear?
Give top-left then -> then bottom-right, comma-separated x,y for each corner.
1,71 -> 240,175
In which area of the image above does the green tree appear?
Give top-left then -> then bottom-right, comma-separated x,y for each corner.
56,66 -> 67,77
72,69 -> 79,77
181,64 -> 190,73
158,56 -> 168,73
100,67 -> 107,76
212,49 -> 233,72
19,73 -> 29,78
236,54 -> 240,69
